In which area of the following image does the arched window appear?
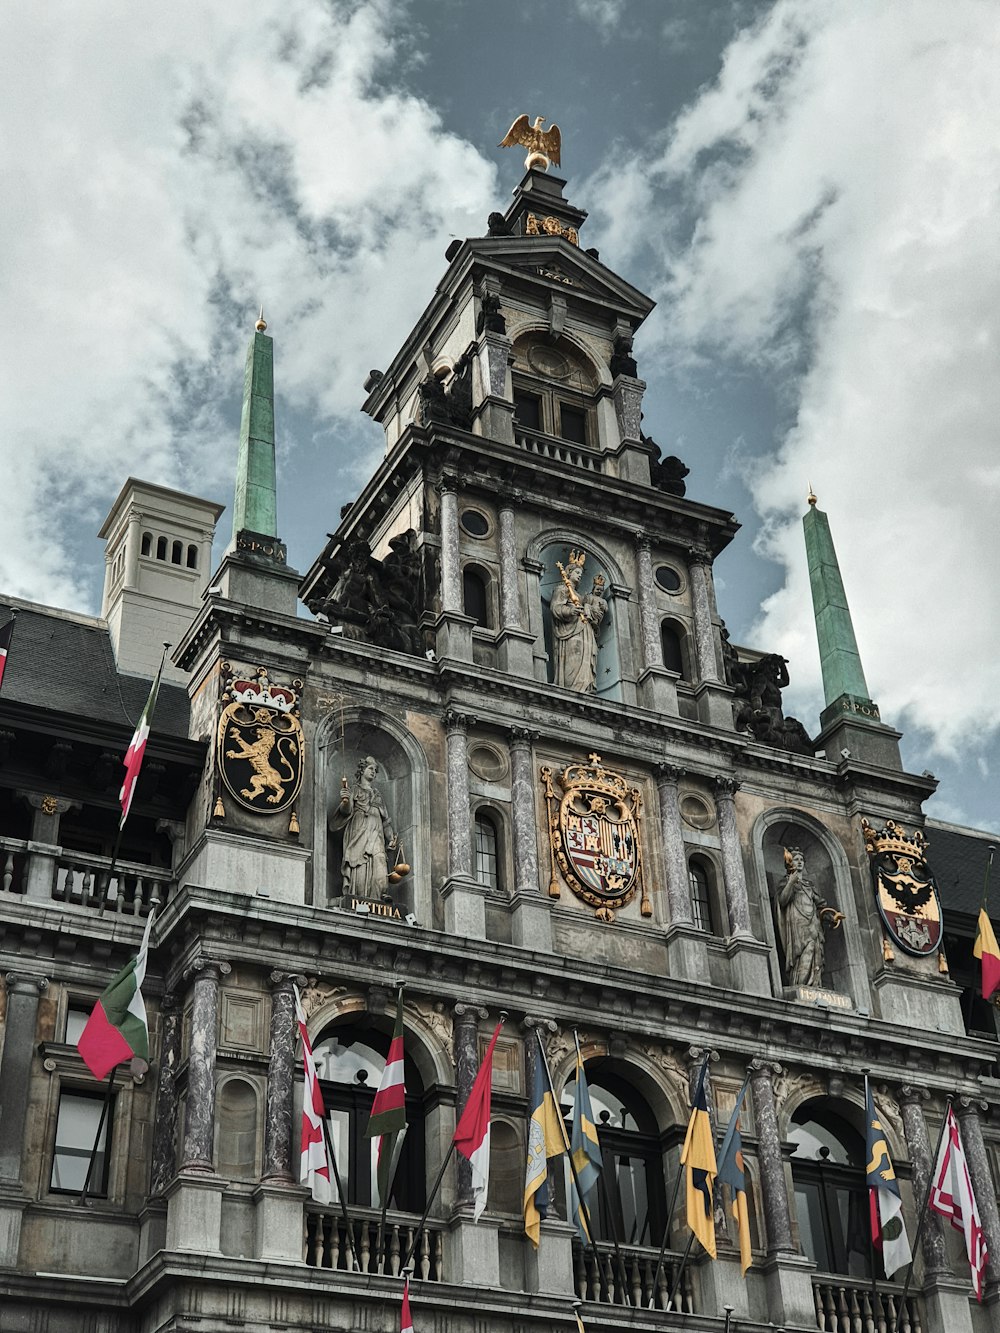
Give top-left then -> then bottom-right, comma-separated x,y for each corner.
661,621 -> 686,678
688,856 -> 716,933
463,566 -> 490,629
311,1021 -> 425,1212
186,544 -> 198,569
171,540 -> 183,565
156,535 -> 167,561
790,1103 -> 870,1277
215,1078 -> 258,1178
474,812 -> 500,893
141,532 -> 152,556
562,1066 -> 666,1247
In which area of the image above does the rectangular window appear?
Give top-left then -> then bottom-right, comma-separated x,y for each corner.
513,390 -> 541,431
51,1090 -> 112,1195
558,404 -> 587,445
474,817 -> 499,893
64,1004 -> 91,1046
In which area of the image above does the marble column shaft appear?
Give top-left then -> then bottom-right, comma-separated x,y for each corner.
446,715 -> 472,878
453,1004 -> 488,1205
714,777 -> 752,936
898,1087 -> 948,1275
689,555 -> 721,684
439,484 -> 461,613
262,973 -> 298,1183
0,974 -> 48,1183
509,731 -> 540,896
750,1061 -> 795,1254
498,502 -> 521,629
956,1098 -> 1000,1286
634,536 -> 662,672
655,766 -> 693,925
182,960 -> 230,1172
150,994 -> 182,1196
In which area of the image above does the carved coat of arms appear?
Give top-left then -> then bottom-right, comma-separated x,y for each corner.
217,667 -> 304,816
862,818 -> 943,958
542,753 -> 649,923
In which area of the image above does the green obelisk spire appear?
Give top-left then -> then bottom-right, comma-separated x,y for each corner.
803,489 -> 880,727
232,310 -> 277,542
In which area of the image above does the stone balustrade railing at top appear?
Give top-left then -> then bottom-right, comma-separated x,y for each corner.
812,1275 -> 922,1333
572,1240 -> 693,1311
0,836 -> 170,916
305,1206 -> 445,1281
515,427 -> 604,473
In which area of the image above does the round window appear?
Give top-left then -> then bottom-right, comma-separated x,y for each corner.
460,509 -> 490,538
655,564 -> 682,593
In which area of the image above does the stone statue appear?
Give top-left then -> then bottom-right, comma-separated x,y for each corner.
330,756 -> 398,897
733,653 -> 814,757
550,552 -> 608,693
775,847 -> 843,988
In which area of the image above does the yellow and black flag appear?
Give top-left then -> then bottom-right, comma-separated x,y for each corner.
681,1059 -> 718,1258
523,1046 -> 565,1246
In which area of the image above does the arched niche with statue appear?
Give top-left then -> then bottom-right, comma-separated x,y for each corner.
312,707 -> 431,925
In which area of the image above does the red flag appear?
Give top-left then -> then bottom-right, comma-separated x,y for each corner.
400,1274 -> 413,1333
119,654 -> 165,830
0,617 -> 13,694
453,1021 -> 502,1220
974,909 -> 1000,1001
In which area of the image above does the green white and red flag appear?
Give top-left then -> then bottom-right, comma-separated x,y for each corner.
400,1275 -> 414,1333
119,654 -> 166,830
453,1020 -> 502,1220
367,989 -> 406,1207
0,617 -> 14,694
77,911 -> 154,1079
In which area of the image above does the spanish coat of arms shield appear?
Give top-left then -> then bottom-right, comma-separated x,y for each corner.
862,818 -> 943,957
542,753 -> 649,923
217,668 -> 304,815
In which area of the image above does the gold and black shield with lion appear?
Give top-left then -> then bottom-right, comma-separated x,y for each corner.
218,694 -> 304,815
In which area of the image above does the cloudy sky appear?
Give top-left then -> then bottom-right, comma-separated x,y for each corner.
3,0 -> 998,831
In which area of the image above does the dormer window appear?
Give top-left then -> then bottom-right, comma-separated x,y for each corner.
510,334 -> 598,450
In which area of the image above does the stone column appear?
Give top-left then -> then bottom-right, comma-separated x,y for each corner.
439,479 -> 461,614
181,959 -> 231,1172
453,1004 -> 489,1206
688,548 -> 721,684
0,973 -> 48,1183
124,510 -> 142,587
956,1097 -> 1000,1288
749,1060 -> 795,1255
150,992 -> 182,1197
498,497 -> 521,630
445,710 -> 472,879
898,1085 -> 948,1275
509,729 -> 552,952
713,777 -> 750,936
654,765 -> 692,926
262,972 -> 299,1184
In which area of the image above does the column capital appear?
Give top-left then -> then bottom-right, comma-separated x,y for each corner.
453,1003 -> 490,1023
750,1058 -> 783,1079
444,708 -> 474,734
19,791 -> 75,817
268,970 -> 306,994
4,973 -> 48,995
957,1095 -> 990,1116
654,762 -> 686,785
712,774 -> 741,798
184,958 -> 232,984
508,726 -> 539,748
498,487 -> 524,510
688,1046 -> 719,1068
898,1082 -> 931,1107
436,473 -> 460,496
633,530 -> 652,552
687,543 -> 713,568
523,1015 -> 558,1036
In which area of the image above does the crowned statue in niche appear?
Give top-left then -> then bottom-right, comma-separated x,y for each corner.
329,756 -> 409,897
551,550 -> 608,693
775,846 -> 844,988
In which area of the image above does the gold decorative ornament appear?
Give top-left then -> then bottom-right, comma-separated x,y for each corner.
255,306 -> 267,333
288,811 -> 300,836
542,753 -> 648,922
217,667 -> 304,817
499,114 -> 562,172
40,795 -> 58,816
525,213 -> 579,246
213,795 -> 226,819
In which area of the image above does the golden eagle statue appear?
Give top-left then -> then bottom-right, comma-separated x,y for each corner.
499,115 -> 562,172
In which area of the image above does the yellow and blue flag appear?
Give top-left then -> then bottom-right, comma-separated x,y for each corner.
570,1048 -> 603,1242
523,1048 -> 565,1246
682,1059 -> 718,1258
717,1083 -> 751,1274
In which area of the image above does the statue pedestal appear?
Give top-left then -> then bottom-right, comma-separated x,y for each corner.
637,664 -> 679,715
434,611 -> 475,663
782,984 -> 853,1011
497,626 -> 535,677
440,875 -> 489,939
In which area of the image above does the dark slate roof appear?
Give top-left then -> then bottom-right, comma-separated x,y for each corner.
0,603 -> 190,738
927,820 -> 999,919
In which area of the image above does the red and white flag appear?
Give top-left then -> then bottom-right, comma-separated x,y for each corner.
294,984 -> 332,1203
0,617 -> 13,694
929,1106 -> 988,1300
119,653 -> 166,830
400,1274 -> 414,1333
453,1020 -> 502,1220
367,991 -> 407,1207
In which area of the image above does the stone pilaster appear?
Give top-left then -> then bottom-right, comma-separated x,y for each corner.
508,729 -> 552,952
749,1060 -> 795,1255
635,534 -> 679,714
439,479 -> 461,613
498,497 -> 522,630
956,1097 -> 1000,1289
0,973 -> 48,1184
713,777 -> 751,938
453,1003 -> 489,1206
440,710 -> 487,938
688,547 -> 720,685
262,971 -> 300,1184
150,993 -> 182,1197
655,764 -> 692,927
181,959 -> 231,1172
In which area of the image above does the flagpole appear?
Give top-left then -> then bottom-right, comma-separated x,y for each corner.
864,1073 -> 881,1325
400,1140 -> 456,1272
319,1112 -> 362,1273
666,1232 -> 696,1311
893,1095 -> 953,1333
536,1029 -> 624,1301
77,1069 -> 116,1207
649,1052 -> 709,1309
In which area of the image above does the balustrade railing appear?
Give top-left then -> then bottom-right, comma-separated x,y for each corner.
515,427 -> 604,473
305,1207 -> 444,1281
812,1276 -> 922,1333
572,1241 -> 694,1311
0,838 -> 28,894
53,852 -> 170,915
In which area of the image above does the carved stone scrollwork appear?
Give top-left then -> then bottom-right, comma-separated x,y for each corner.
711,775 -> 741,799
633,530 -> 652,553
183,958 -> 232,984
653,762 -> 686,786
444,708 -> 473,734
4,973 -> 49,994
508,726 -> 539,747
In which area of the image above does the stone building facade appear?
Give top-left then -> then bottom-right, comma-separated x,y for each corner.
0,166 -> 998,1333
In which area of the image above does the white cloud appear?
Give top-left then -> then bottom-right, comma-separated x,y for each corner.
1,0 -> 497,609
589,0 -> 1000,760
